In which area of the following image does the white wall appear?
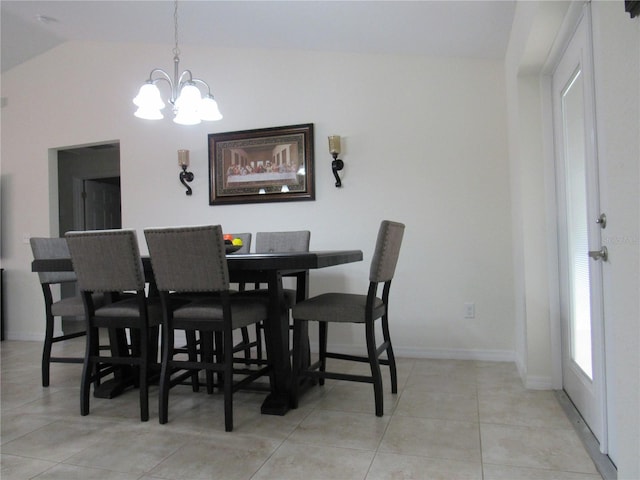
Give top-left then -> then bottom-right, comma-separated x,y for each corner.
0,41 -> 515,359
591,2 -> 640,477
504,0 -> 566,389
506,0 -> 639,477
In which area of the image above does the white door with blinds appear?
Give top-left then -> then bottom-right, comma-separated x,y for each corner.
552,5 -> 608,452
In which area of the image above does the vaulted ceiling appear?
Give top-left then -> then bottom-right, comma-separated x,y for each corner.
1,1 -> 516,73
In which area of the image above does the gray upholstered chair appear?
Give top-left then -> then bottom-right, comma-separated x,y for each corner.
254,230 -> 311,307
230,232 -> 251,254
227,233 -> 259,360
243,230 -> 311,304
238,230 -> 311,359
178,232 -> 255,366
173,231 -> 254,386
255,230 -> 311,254
30,237 -> 105,387
290,220 -> 405,416
65,229 -> 162,421
144,225 -> 271,432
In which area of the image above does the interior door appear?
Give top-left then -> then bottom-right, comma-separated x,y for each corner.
553,6 -> 608,451
82,179 -> 122,230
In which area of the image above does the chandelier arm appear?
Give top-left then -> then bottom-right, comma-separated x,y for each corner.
177,69 -> 194,89
148,69 -> 174,87
191,78 -> 212,95
147,68 -> 177,104
148,68 -> 171,81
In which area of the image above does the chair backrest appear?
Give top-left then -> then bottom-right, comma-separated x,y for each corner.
65,229 -> 146,292
369,220 -> 405,283
144,225 -> 229,293
30,237 -> 77,285
255,230 -> 310,253
230,232 -> 251,254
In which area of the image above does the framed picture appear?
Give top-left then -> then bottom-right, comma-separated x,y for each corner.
208,123 -> 315,205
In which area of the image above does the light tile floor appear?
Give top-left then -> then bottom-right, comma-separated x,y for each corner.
1,339 -> 603,479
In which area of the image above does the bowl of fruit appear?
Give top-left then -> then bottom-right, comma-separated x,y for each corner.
223,234 -> 244,253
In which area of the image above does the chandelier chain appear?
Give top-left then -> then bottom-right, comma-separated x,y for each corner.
133,0 -> 222,124
172,0 -> 180,58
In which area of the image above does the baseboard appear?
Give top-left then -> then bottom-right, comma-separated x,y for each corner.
3,333 -> 524,377
515,355 -> 526,379
515,356 -> 555,390
318,343 -> 516,363
5,332 -> 48,342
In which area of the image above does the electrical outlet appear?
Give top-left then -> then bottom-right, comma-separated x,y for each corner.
464,302 -> 475,319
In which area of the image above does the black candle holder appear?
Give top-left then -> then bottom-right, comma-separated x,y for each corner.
179,164 -> 194,195
331,152 -> 344,188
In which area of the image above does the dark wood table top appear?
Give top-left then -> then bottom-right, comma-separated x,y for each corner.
31,250 -> 363,274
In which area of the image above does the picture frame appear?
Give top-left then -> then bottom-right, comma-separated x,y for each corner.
208,123 -> 315,205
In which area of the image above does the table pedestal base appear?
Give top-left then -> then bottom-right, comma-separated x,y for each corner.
260,392 -> 290,415
93,378 -> 130,399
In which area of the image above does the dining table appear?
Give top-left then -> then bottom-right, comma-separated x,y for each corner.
32,249 -> 363,415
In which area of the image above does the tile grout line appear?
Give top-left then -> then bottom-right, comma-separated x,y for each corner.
475,364 -> 486,480
365,363 -> 410,479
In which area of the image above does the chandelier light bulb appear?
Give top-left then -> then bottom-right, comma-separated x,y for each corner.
133,83 -> 165,110
134,106 -> 164,120
173,108 -> 201,125
174,83 -> 201,110
200,95 -> 223,121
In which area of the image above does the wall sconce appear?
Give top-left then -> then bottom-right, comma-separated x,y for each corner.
328,135 -> 344,187
178,149 -> 194,195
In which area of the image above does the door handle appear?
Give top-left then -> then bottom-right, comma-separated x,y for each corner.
588,246 -> 608,262
595,213 -> 607,229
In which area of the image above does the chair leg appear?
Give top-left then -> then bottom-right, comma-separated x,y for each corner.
240,327 -> 252,364
186,330 -> 199,392
128,328 -> 142,389
318,322 -> 328,386
290,319 -> 303,409
201,332 -> 215,394
158,321 -> 173,424
255,323 -> 263,360
223,328 -> 233,432
139,325 -> 149,422
214,331 -> 224,390
41,312 -> 55,387
302,324 -> 311,365
80,325 -> 97,416
365,321 -> 384,417
149,325 -> 160,365
381,314 -> 398,393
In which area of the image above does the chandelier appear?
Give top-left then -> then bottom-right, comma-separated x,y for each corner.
132,0 -> 222,125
